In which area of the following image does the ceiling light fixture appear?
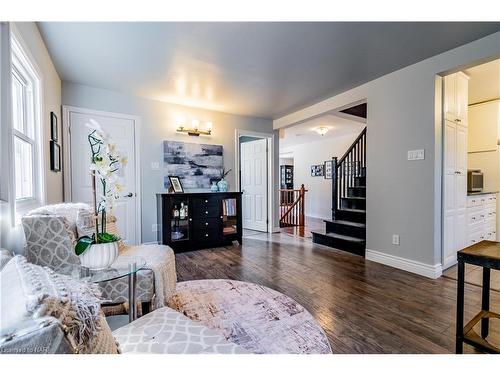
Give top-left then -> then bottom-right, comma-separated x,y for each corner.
315,126 -> 329,136
176,117 -> 213,136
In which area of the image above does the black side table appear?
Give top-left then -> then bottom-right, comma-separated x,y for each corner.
456,241 -> 500,354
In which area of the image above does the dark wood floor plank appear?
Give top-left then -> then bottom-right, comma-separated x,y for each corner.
174,233 -> 500,353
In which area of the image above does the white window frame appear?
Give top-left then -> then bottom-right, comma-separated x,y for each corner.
10,29 -> 44,221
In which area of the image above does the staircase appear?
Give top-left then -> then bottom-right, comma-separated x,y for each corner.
312,128 -> 366,256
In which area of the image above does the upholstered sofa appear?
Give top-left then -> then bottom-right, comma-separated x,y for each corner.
0,253 -> 246,354
21,203 -> 176,312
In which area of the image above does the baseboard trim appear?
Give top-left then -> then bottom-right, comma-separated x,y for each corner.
365,249 -> 442,279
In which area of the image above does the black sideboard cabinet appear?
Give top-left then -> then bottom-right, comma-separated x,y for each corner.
156,192 -> 242,253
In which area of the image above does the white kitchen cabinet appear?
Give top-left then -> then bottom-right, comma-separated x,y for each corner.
466,194 -> 498,245
442,71 -> 469,269
468,100 -> 500,153
444,72 -> 469,125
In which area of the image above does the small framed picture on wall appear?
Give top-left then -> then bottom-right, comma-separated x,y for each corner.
50,140 -> 61,172
310,164 -> 324,177
50,112 -> 58,141
324,160 -> 333,179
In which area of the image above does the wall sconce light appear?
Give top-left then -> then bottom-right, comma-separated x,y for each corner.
315,126 -> 329,136
176,118 -> 213,136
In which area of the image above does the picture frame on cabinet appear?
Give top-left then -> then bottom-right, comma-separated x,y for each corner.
168,176 -> 184,193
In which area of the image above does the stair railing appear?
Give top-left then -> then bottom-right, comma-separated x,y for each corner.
279,184 -> 307,227
332,127 -> 366,220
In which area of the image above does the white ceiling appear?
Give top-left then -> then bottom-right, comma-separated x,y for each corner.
465,58 -> 500,104
37,22 -> 500,119
279,113 -> 365,151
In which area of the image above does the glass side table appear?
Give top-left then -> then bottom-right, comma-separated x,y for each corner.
62,256 -> 146,323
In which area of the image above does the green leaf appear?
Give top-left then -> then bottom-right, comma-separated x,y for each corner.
75,236 -> 94,256
97,232 -> 120,243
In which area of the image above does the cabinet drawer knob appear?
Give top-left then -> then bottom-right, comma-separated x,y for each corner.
205,200 -> 208,203
205,211 -> 208,214
205,222 -> 208,226
205,233 -> 209,237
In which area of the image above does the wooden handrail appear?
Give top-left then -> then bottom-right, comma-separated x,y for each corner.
332,127 -> 366,220
279,184 -> 307,227
338,127 -> 366,165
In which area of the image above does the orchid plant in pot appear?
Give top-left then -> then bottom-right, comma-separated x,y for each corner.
75,119 -> 128,270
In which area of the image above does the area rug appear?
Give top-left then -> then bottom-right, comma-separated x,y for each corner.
168,279 -> 332,354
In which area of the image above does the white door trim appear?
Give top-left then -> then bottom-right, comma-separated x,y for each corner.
234,129 -> 275,233
62,105 -> 142,244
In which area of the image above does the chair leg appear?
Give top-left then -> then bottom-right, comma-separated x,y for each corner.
141,301 -> 152,315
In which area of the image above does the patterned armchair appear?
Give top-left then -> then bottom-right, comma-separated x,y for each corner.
21,203 -> 177,313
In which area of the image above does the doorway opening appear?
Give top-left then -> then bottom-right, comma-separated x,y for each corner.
441,58 -> 500,273
235,130 -> 275,234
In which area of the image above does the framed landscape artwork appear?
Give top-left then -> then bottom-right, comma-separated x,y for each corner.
163,140 -> 223,190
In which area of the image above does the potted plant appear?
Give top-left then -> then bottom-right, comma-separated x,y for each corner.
75,119 -> 128,270
217,168 -> 231,192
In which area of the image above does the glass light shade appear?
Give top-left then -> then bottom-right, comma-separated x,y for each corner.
315,126 -> 329,136
191,119 -> 200,130
205,121 -> 213,131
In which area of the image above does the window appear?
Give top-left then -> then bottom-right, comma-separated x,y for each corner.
10,33 -> 43,217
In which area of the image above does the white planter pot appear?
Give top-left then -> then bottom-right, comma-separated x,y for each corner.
79,242 -> 119,270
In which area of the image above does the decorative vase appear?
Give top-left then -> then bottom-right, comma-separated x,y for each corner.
79,242 -> 119,270
211,181 -> 219,192
217,178 -> 228,192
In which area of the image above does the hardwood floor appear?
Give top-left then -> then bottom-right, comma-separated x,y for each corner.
175,232 -> 500,353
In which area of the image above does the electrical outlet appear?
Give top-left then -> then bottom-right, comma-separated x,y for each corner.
151,162 -> 160,170
152,224 -> 159,232
392,234 -> 400,245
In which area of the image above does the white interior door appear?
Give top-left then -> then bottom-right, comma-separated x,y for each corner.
241,138 -> 268,232
68,108 -> 138,245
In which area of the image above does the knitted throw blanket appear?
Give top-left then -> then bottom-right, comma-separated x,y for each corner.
15,256 -> 104,353
119,245 -> 177,308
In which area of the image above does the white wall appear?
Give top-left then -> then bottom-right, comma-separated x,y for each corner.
62,82 -> 275,243
0,22 -> 62,254
281,133 -> 360,219
279,157 -> 293,166
274,31 -> 500,275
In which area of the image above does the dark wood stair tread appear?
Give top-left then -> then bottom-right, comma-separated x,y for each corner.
312,230 -> 365,243
324,219 -> 366,228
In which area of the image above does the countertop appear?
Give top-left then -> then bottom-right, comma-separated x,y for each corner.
467,191 -> 499,196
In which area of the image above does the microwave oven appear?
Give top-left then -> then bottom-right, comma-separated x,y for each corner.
467,170 -> 483,192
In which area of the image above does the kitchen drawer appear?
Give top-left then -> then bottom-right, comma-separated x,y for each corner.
485,208 -> 497,219
486,230 -> 497,241
486,195 -> 497,206
467,221 -> 483,234
467,196 -> 482,208
193,228 -> 220,242
467,211 -> 485,225
193,218 -> 221,231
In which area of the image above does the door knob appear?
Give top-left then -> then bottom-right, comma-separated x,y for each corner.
124,192 -> 134,198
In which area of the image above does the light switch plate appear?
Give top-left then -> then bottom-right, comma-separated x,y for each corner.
408,149 -> 425,161
392,234 -> 400,245
151,162 -> 160,170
